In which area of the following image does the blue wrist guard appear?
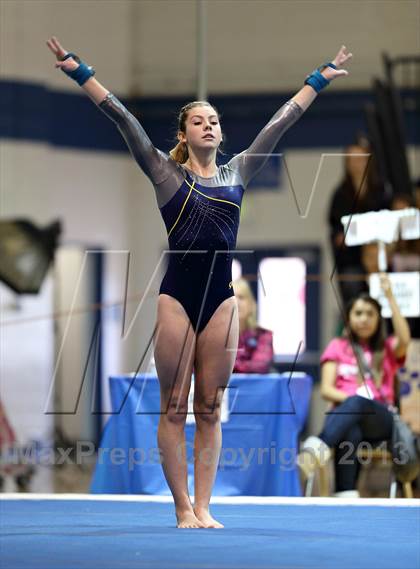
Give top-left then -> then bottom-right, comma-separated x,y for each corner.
60,52 -> 95,86
304,62 -> 336,93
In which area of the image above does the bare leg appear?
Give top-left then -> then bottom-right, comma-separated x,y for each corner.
193,297 -> 239,528
154,294 -> 203,528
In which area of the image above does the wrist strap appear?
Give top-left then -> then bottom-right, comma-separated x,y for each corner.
304,62 -> 336,93
60,52 -> 95,86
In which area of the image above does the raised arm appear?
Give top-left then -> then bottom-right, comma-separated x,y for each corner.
379,273 -> 411,359
229,46 -> 353,188
46,37 -> 175,191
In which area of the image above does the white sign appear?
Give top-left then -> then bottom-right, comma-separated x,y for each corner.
342,208 -> 419,246
369,272 -> 420,317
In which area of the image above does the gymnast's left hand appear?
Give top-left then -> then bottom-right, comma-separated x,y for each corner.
322,45 -> 353,81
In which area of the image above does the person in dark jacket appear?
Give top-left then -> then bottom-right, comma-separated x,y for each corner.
328,138 -> 386,306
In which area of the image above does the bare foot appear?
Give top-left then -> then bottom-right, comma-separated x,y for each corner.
194,507 -> 224,528
176,509 -> 205,529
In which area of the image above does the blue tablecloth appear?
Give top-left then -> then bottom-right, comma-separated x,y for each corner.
91,373 -> 312,496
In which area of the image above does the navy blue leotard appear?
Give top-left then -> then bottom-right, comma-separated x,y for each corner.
99,94 -> 303,333
159,170 -> 242,333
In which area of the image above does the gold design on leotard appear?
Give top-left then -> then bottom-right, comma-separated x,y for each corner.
167,180 -> 196,238
184,178 -> 241,211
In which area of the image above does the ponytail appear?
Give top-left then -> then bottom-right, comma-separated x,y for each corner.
169,141 -> 189,164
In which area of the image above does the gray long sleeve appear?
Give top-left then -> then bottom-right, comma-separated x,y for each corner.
228,100 -> 303,188
98,94 -> 184,207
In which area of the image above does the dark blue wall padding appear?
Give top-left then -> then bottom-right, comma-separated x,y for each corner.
1,81 -> 418,153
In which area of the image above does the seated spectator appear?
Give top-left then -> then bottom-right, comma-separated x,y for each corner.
297,273 -> 410,497
233,278 -> 274,374
327,137 -> 387,306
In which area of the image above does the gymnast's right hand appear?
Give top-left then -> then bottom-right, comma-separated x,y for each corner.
46,36 -> 79,72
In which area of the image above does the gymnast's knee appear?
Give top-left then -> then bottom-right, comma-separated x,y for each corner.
161,399 -> 189,426
193,397 -> 222,426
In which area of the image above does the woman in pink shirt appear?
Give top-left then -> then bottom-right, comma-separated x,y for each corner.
298,273 -> 410,497
233,279 -> 274,374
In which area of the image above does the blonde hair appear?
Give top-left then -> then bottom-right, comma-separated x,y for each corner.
169,100 -> 220,164
169,141 -> 189,164
233,278 -> 258,331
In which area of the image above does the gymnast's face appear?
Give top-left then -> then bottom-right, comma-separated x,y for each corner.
348,299 -> 379,342
179,106 -> 222,152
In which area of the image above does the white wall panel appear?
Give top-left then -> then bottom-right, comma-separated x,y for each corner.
1,0 -> 132,93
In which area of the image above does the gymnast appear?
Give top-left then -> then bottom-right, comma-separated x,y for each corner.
47,37 -> 352,528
